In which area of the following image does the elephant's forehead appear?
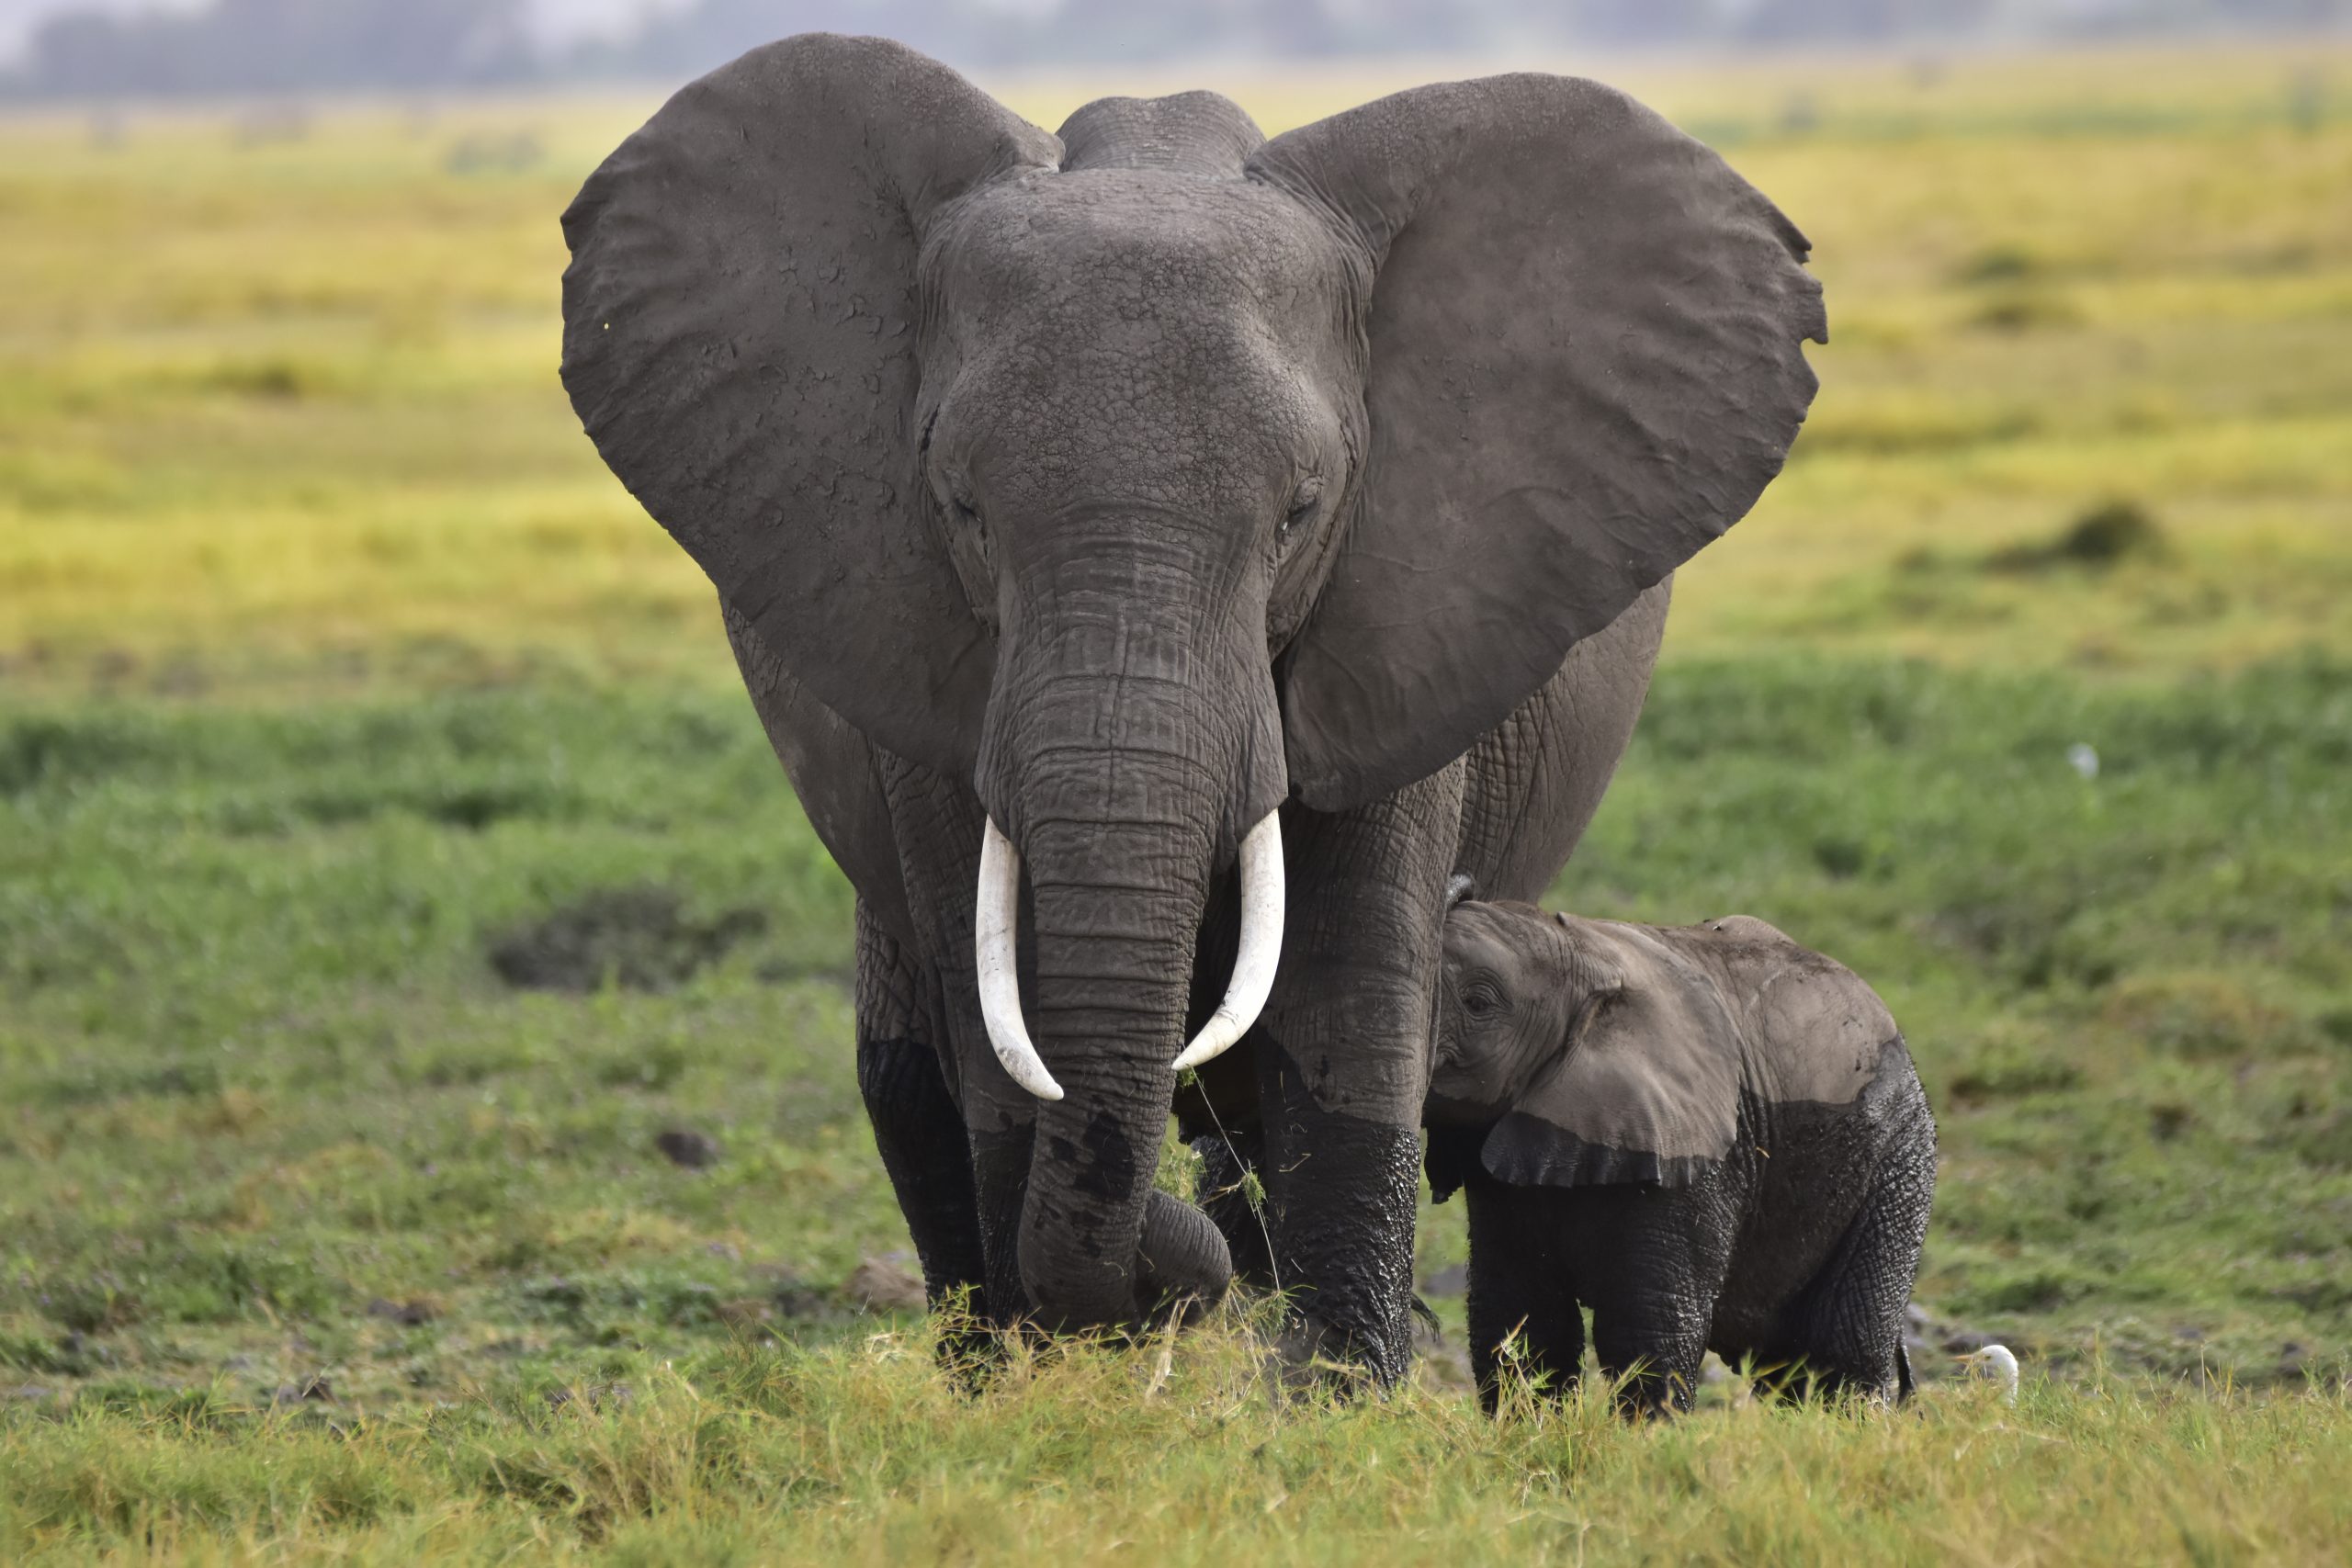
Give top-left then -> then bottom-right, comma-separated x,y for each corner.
936,172 -> 1337,320
1442,903 -> 1562,987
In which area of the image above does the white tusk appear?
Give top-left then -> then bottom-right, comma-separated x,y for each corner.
976,818 -> 1064,1102
1172,812 -> 1284,1073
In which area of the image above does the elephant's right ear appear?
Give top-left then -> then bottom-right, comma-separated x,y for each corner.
560,35 -> 1059,775
1250,75 -> 1825,812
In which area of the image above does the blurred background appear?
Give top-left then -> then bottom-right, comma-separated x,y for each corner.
1,0 -> 2346,1428
2,1 -> 2347,91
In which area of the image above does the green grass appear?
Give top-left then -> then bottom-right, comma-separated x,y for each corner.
2,660 -> 2347,1557
3,1327 -> 2347,1564
1,38 -> 2348,1564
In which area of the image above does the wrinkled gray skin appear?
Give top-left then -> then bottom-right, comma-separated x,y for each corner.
559,34 -> 1823,1379
1426,897 -> 1937,1413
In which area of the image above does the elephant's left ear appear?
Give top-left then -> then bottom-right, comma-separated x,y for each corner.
1481,922 -> 1743,1189
1250,75 -> 1826,811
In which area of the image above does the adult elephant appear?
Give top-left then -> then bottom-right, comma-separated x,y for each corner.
560,34 -> 1823,1382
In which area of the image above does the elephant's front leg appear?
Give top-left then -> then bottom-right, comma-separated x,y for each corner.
1256,761 -> 1465,1386
871,756 -> 1041,1330
852,899 -> 987,1310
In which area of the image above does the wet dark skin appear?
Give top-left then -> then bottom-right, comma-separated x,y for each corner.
1428,897 -> 1937,1414
560,35 -> 1823,1381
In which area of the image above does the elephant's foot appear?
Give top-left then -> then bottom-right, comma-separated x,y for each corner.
1264,1312 -> 1401,1398
1258,1111 -> 1425,1391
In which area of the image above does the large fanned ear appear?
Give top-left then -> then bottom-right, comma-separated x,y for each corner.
1250,75 -> 1826,811
1481,920 -> 1743,1190
560,35 -> 1059,776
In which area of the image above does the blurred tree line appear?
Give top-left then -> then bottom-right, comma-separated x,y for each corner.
5,0 -> 2346,99
13,1 -> 537,96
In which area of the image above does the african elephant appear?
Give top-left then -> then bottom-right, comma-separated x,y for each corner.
1425,894 -> 1936,1412
559,34 -> 1824,1381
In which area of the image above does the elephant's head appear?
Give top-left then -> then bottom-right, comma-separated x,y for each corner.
1430,897 -> 1745,1191
560,36 -> 1824,1329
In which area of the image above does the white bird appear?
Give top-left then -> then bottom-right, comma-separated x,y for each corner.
1958,1343 -> 2019,1404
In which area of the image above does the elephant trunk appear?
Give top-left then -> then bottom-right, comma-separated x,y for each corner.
1011,799 -> 1223,1326
974,557 -> 1284,1329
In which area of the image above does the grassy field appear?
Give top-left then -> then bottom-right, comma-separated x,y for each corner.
2,40 -> 2349,1562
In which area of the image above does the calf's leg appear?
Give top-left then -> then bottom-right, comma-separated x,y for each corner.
1464,1185 -> 1586,1413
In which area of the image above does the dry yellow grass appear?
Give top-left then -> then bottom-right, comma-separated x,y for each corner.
3,42 -> 2348,696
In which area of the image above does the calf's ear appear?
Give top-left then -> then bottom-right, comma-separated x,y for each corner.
1480,922 -> 1742,1189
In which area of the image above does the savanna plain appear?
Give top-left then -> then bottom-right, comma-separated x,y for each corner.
2,41 -> 2349,1564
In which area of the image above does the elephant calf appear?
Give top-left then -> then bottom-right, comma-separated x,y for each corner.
1423,891 -> 1936,1413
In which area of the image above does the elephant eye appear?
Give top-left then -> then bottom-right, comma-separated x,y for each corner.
1461,981 -> 1505,1021
942,477 -> 991,574
945,479 -> 986,537
1279,475 -> 1324,543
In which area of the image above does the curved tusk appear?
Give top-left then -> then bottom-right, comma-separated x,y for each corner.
976,818 -> 1064,1102
1172,812 -> 1284,1073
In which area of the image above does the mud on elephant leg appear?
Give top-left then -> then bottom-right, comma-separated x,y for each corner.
1785,1110 -> 1938,1404
1257,763 -> 1466,1388
1579,1206 -> 1731,1417
1256,1080 -> 1422,1383
854,902 -> 987,1310
1463,1184 -> 1587,1413
1589,1292 -> 1711,1417
868,753 -> 1042,1332
854,1032 -> 985,1302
